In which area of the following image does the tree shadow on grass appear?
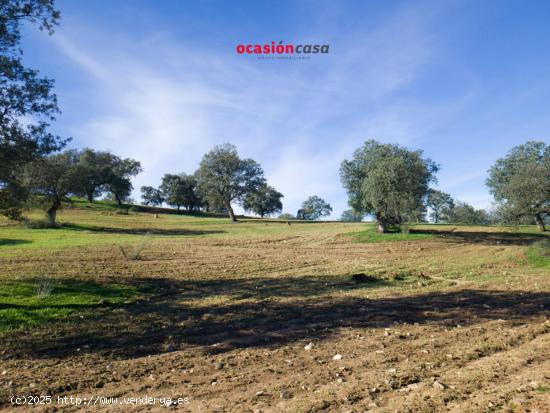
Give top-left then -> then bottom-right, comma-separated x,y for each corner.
0,239 -> 31,246
1,275 -> 548,360
60,223 -> 225,236
411,228 -> 549,246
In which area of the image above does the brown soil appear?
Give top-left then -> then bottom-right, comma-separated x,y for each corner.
1,225 -> 549,412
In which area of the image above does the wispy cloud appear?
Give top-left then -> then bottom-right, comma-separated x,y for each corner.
51,2 -> 455,217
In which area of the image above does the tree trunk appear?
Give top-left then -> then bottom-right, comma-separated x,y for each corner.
226,202 -> 237,222
114,193 -> 122,206
46,199 -> 61,226
535,213 -> 546,231
87,191 -> 94,203
375,213 -> 387,233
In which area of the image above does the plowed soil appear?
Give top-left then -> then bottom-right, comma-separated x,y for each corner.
0,213 -> 548,412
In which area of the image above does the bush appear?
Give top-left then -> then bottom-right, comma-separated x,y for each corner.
21,218 -> 57,229
532,239 -> 550,258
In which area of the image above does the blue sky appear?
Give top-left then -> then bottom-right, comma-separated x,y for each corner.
23,0 -> 550,217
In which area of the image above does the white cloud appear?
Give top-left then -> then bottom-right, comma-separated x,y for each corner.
51,3 -> 448,218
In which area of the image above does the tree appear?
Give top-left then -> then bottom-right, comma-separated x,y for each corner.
487,141 -> 550,231
340,140 -> 439,233
278,213 -> 295,220
160,173 -> 201,211
0,0 -> 66,218
449,201 -> 489,225
73,149 -> 117,202
24,150 -> 79,226
243,184 -> 283,217
196,143 -> 265,221
339,209 -> 363,222
140,186 -> 163,206
426,189 -> 455,223
105,158 -> 142,206
296,196 -> 332,220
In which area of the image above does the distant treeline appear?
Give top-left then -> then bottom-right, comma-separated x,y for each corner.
0,1 -> 548,230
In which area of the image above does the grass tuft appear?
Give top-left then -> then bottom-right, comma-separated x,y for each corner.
526,239 -> 550,268
0,278 -> 139,333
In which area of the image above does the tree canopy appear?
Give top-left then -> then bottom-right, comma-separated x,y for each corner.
339,209 -> 364,222
243,184 -> 283,217
106,158 -> 142,206
72,149 -> 117,202
426,189 -> 454,223
160,173 -> 201,211
296,195 -> 332,220
487,141 -> 550,231
0,0 -> 66,218
140,186 -> 164,206
449,201 -> 489,225
196,143 -> 265,221
23,150 -> 79,226
340,140 -> 439,232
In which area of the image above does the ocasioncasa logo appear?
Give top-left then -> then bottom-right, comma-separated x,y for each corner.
236,41 -> 330,60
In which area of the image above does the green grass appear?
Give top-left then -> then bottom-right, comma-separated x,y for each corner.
350,224 -> 434,243
0,278 -> 139,333
526,239 -> 550,268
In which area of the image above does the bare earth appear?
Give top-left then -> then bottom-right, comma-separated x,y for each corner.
0,214 -> 549,412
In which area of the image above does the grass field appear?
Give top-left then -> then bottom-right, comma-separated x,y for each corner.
0,202 -> 549,412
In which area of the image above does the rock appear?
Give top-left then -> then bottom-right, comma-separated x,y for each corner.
279,390 -> 291,399
388,368 -> 397,374
255,390 -> 265,396
304,342 -> 314,351
332,354 -> 343,361
432,381 -> 446,390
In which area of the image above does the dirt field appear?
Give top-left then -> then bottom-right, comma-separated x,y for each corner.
0,208 -> 549,412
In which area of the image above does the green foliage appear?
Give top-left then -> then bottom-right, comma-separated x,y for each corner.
106,158 -> 142,205
350,224 -> 434,243
449,201 -> 490,225
487,141 -> 550,230
339,209 -> 364,222
140,185 -> 164,206
278,213 -> 296,220
340,140 -> 439,232
72,148 -> 118,202
0,278 -> 137,333
160,173 -> 201,211
0,0 -> 66,218
23,150 -> 81,225
243,184 -> 283,217
426,189 -> 454,223
297,195 -> 332,220
196,143 -> 265,221
526,239 -> 550,268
